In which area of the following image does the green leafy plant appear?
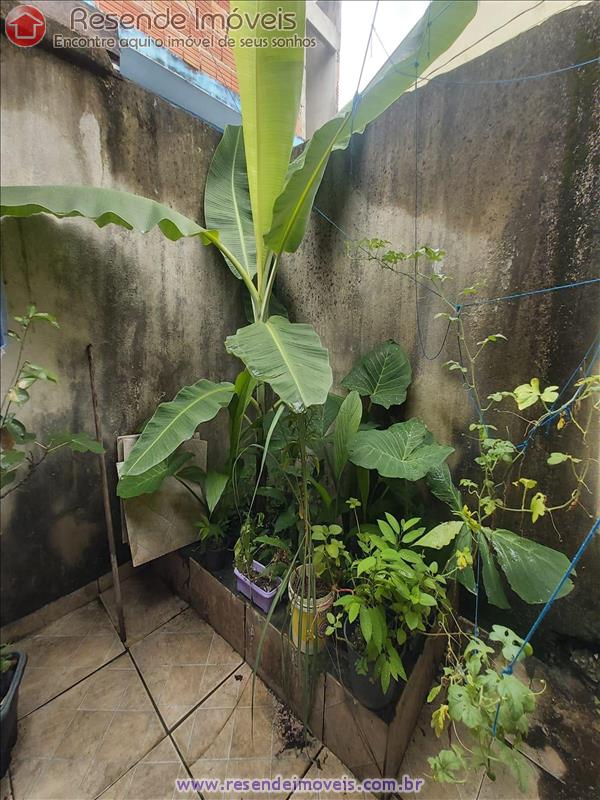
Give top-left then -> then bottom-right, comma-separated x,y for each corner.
311,524 -> 351,587
1,304 -> 102,497
428,625 -> 540,791
357,238 -> 598,609
328,509 -> 450,693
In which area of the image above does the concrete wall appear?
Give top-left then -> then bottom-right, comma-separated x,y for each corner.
279,3 -> 599,644
0,13 -> 245,624
1,3 -> 598,644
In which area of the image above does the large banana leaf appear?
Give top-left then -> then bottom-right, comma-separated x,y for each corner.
204,126 -> 256,278
489,528 -> 574,604
117,452 -> 192,499
225,315 -> 332,411
348,418 -> 453,480
121,380 -> 235,476
0,186 -> 216,243
265,0 -> 477,253
231,0 -> 305,272
228,369 -> 258,471
341,340 -> 411,409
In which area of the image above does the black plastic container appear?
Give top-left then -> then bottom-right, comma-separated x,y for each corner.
1,651 -> 27,778
200,546 -> 229,572
346,641 -> 402,711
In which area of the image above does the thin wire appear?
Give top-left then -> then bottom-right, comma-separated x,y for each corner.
461,277 -> 600,309
424,0 -> 547,82
373,21 -> 597,90
312,206 -> 442,300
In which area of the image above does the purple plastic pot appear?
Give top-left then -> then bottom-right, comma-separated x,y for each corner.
233,560 -> 281,614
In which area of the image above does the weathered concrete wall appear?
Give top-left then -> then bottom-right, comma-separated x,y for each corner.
280,4 -> 599,644
0,15 -> 244,624
1,3 -> 598,646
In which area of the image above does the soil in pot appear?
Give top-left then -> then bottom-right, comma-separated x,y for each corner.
243,567 -> 280,593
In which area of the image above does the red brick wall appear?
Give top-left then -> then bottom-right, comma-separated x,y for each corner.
94,1 -> 238,92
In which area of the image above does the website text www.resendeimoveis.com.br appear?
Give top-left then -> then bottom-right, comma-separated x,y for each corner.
174,773 -> 426,795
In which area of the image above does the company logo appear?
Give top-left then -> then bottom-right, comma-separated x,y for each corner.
5,5 -> 46,47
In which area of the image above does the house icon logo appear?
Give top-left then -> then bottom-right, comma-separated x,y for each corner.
5,4 -> 46,48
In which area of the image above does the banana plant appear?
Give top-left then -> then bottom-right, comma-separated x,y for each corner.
0,1 -> 477,491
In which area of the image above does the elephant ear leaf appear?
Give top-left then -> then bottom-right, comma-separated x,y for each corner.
490,528 -> 574,604
348,418 -> 453,481
204,125 -> 256,278
341,340 -> 411,409
426,463 -> 462,512
0,186 -> 217,243
121,380 -> 235,477
478,532 -> 510,609
333,391 -> 363,481
225,316 -> 332,412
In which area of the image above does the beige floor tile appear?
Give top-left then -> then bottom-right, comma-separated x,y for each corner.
131,609 -> 243,730
101,573 -> 187,645
398,703 -> 484,800
225,757 -> 273,800
27,757 -> 93,800
17,600 -> 125,718
97,737 -> 189,800
290,747 -> 375,800
175,668 -> 320,800
9,653 -> 164,800
477,759 -> 543,800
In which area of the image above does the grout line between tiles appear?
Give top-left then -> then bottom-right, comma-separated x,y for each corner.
122,646 -> 203,800
18,648 -> 126,721
164,659 -> 246,735
283,744 -> 324,800
99,588 -> 190,646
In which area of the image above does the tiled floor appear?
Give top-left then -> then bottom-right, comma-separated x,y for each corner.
2,571 -> 589,800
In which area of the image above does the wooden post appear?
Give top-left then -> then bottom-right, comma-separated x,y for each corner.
86,344 -> 126,642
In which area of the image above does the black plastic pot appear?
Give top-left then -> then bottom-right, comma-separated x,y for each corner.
200,546 -> 228,572
344,622 -> 402,711
1,651 -> 27,778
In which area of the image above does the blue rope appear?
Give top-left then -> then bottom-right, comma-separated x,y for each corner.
460,277 -> 600,309
492,517 -> 600,736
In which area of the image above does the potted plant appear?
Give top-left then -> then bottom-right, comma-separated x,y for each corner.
288,524 -> 347,653
327,509 -> 450,710
195,515 -> 229,571
0,644 -> 27,778
233,515 -> 290,614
